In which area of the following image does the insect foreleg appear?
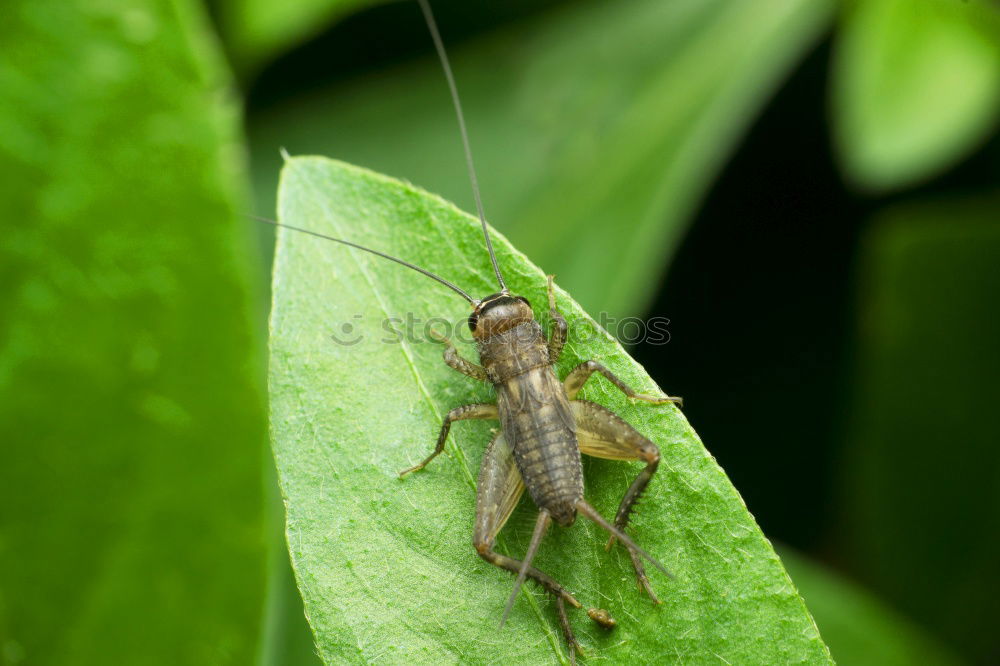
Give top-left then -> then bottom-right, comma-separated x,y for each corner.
546,275 -> 567,363
563,360 -> 682,405
473,433 -> 581,610
430,328 -> 488,381
572,399 -> 664,602
398,403 -> 497,476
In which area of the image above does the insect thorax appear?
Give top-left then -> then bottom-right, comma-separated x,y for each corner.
477,321 -> 550,384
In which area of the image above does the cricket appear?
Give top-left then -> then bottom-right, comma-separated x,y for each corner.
263,0 -> 683,661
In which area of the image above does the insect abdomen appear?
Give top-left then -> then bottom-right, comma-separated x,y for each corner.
479,320 -> 584,525
497,367 -> 583,526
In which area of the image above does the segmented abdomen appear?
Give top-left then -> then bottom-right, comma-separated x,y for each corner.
497,366 -> 583,526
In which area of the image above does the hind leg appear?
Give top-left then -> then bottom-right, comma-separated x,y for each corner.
570,399 -> 664,602
474,432 -> 591,662
473,432 -> 580,609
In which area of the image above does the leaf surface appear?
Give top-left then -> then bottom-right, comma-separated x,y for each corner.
0,0 -> 267,663
269,156 -> 832,664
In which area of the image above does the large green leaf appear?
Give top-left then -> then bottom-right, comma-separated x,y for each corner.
260,474 -> 325,666
268,156 -> 831,664
839,197 -> 1000,663
0,0 -> 266,663
832,0 -> 1000,191
251,0 -> 833,318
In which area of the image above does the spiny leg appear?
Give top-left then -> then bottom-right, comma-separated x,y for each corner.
576,500 -> 672,604
557,597 -> 581,666
571,399 -> 666,602
563,360 -> 682,406
429,328 -> 488,381
546,275 -> 567,364
473,433 -> 582,619
398,402 -> 497,476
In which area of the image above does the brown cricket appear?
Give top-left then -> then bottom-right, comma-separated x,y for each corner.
261,1 -> 682,661
255,222 -> 680,662
397,275 -> 681,660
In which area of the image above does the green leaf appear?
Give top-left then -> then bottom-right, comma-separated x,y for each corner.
0,0 -> 267,663
260,472 -> 325,666
832,0 -> 1000,191
778,547 -> 961,666
268,156 -> 832,664
250,0 -> 833,317
839,196 -> 1000,663
216,0 -> 382,76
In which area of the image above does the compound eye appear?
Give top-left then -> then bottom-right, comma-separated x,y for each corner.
467,313 -> 478,331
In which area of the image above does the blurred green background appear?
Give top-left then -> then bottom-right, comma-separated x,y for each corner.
1,0 -> 998,664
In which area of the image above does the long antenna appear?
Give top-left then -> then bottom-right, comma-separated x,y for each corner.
417,0 -> 507,293
252,215 -> 476,304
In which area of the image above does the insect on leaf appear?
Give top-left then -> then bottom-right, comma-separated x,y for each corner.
268,156 -> 832,664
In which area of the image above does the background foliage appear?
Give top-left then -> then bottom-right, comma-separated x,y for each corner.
0,0 -> 266,663
1,0 -> 997,663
